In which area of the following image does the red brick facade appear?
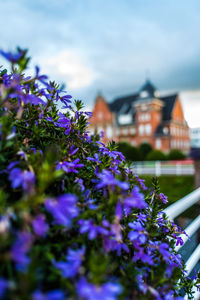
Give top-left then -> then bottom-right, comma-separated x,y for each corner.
89,83 -> 190,153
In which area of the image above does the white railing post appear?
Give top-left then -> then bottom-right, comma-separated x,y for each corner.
155,161 -> 161,176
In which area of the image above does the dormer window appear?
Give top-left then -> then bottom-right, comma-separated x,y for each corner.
163,127 -> 169,135
139,79 -> 158,99
140,91 -> 148,98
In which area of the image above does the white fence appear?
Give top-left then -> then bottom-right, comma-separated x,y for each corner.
132,160 -> 194,176
164,188 -> 200,299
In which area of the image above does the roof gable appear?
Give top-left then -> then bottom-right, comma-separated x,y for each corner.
108,93 -> 138,113
160,94 -> 177,121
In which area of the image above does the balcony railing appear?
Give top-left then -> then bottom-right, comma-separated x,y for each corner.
164,188 -> 200,299
132,160 -> 194,176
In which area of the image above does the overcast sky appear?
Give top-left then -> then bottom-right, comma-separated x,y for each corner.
0,0 -> 200,127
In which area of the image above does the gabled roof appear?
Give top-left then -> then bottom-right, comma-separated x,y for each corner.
139,79 -> 158,98
160,94 -> 177,121
154,124 -> 164,136
109,91 -> 177,123
108,93 -> 138,113
107,79 -> 178,125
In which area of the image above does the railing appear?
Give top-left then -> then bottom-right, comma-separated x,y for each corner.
164,188 -> 200,299
132,160 -> 194,176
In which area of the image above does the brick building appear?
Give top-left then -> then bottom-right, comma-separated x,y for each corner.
89,80 -> 190,153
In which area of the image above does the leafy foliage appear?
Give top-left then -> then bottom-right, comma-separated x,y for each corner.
0,49 -> 199,300
138,143 -> 153,161
117,142 -> 141,161
146,150 -> 167,161
167,150 -> 186,160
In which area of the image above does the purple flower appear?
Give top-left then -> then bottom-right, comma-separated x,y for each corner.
78,219 -> 109,240
99,147 -> 125,162
124,186 -> 147,213
134,175 -> 147,190
158,243 -> 171,260
103,237 -> 129,256
128,221 -> 147,244
54,113 -> 70,129
96,170 -> 129,190
133,247 -> 154,265
75,178 -> 85,192
35,66 -> 49,86
9,168 -> 35,193
11,231 -> 32,269
60,94 -> 72,109
32,214 -> 49,237
56,159 -> 84,174
2,73 -> 11,86
7,161 -> 18,170
0,278 -> 8,299
45,194 -> 78,227
85,111 -> 93,117
136,274 -> 148,294
33,290 -> 65,300
115,202 -> 123,220
21,170 -> 35,192
137,213 -> 147,225
53,247 -> 85,278
9,168 -> 23,188
159,193 -> 168,204
175,236 -> 184,246
45,116 -> 53,122
23,94 -> 46,106
77,278 -> 122,300
87,153 -> 101,163
68,145 -> 79,156
0,49 -> 24,63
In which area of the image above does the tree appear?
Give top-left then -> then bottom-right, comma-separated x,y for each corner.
167,149 -> 186,160
138,142 -> 153,160
146,150 -> 167,161
117,142 -> 141,161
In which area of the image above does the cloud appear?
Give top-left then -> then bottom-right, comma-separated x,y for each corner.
38,50 -> 98,90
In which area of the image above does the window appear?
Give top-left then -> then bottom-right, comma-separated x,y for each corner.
145,113 -> 150,121
98,112 -> 103,120
163,127 -> 169,135
138,125 -> 144,135
156,139 -> 162,149
140,91 -> 148,98
130,127 -> 136,135
107,125 -> 113,138
145,124 -> 152,135
138,114 -> 142,122
122,127 -> 128,136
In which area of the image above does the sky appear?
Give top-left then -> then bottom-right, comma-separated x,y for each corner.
0,0 -> 200,127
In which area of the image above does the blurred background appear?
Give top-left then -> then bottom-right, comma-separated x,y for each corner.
0,0 -> 200,128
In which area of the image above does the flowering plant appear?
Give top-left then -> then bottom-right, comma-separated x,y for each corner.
0,48 -> 199,299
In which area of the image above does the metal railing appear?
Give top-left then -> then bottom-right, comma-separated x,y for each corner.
164,188 -> 200,299
132,160 -> 194,176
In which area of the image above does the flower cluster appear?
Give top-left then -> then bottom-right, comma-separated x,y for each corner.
0,49 -> 199,300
